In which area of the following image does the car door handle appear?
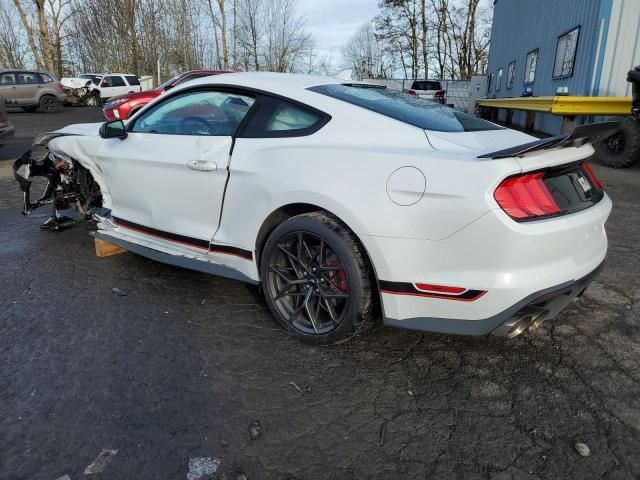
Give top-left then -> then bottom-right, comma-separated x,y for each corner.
187,160 -> 217,171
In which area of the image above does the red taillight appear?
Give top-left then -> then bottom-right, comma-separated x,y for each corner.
405,89 -> 417,95
494,172 -> 561,220
582,162 -> 602,190
434,90 -> 446,104
57,83 -> 64,90
415,283 -> 466,294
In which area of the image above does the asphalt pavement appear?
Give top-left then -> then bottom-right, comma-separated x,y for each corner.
1,107 -> 639,479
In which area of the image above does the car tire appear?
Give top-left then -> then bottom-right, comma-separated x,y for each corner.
21,106 -> 38,113
38,95 -> 59,113
593,116 -> 640,168
85,93 -> 100,108
260,211 -> 373,345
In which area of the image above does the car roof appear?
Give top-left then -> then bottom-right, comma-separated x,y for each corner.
1,69 -> 53,75
176,72 -> 371,103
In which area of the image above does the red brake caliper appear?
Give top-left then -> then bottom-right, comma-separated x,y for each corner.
326,261 -> 348,292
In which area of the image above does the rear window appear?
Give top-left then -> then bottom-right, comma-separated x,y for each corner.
125,75 -> 140,86
411,80 -> 441,91
309,84 -> 501,133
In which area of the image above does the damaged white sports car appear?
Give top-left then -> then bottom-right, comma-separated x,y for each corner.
13,72 -> 614,344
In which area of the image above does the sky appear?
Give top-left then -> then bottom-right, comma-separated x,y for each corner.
296,0 -> 381,62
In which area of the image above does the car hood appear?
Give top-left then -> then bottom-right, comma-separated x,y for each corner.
425,128 -> 537,155
107,89 -> 162,103
33,122 -> 103,146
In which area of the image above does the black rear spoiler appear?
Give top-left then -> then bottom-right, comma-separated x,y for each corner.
478,121 -> 620,159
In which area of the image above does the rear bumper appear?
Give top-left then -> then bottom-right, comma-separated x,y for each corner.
362,192 -> 611,336
383,260 -> 604,335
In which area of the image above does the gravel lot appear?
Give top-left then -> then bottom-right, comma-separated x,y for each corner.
1,107 -> 639,480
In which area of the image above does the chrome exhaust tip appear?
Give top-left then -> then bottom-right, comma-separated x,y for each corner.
527,307 -> 549,331
493,312 -> 534,338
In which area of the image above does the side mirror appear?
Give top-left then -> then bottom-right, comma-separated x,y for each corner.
99,120 -> 127,139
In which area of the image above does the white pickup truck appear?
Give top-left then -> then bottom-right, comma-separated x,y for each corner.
61,73 -> 141,106
403,80 -> 446,104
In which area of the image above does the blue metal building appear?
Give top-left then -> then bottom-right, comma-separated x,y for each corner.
486,0 -> 640,135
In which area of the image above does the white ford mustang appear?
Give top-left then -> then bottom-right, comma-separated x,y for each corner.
14,72 -> 613,344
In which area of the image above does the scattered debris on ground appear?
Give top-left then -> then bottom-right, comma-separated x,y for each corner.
84,449 -> 117,475
186,457 -> 221,480
575,442 -> 591,457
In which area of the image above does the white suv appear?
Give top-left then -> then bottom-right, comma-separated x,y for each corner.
404,80 -> 446,104
79,73 -> 141,100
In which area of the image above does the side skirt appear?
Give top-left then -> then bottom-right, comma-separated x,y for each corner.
92,231 -> 258,285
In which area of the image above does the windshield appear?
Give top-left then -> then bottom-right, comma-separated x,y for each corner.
80,74 -> 102,84
309,84 -> 502,133
158,73 -> 183,90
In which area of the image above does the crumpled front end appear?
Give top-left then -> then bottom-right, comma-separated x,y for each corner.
13,128 -> 105,231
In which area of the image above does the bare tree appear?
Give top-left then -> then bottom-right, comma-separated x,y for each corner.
342,22 -> 392,79
0,0 -> 30,67
12,0 -> 44,69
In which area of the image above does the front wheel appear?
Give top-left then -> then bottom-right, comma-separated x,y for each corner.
85,93 -> 100,107
260,212 -> 373,345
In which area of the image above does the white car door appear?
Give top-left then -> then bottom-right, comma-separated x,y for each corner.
95,88 -> 256,250
99,75 -> 128,99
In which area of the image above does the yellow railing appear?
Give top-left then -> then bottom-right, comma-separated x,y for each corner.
477,96 -> 633,116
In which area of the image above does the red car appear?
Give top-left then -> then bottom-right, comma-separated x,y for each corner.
102,70 -> 235,121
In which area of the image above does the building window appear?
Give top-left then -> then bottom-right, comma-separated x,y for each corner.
553,26 -> 580,78
524,49 -> 538,84
496,68 -> 503,91
507,61 -> 515,89
487,73 -> 493,94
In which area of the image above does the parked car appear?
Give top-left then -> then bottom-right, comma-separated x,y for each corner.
404,79 -> 446,104
13,73 -> 612,345
61,73 -> 141,106
102,70 -> 234,121
0,96 -> 15,142
0,70 -> 65,113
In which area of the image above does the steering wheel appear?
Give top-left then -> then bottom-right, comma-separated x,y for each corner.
178,116 -> 212,135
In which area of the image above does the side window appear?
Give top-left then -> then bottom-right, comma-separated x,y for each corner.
240,97 -> 327,138
0,73 -> 16,85
41,73 -> 53,83
108,76 -> 126,87
506,61 -> 515,89
131,90 -> 255,136
17,72 -> 40,84
265,103 -> 320,131
553,26 -> 580,78
524,49 -> 538,85
125,75 -> 140,86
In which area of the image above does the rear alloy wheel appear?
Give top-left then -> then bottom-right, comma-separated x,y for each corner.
260,212 -> 373,345
39,95 -> 59,113
593,116 -> 640,168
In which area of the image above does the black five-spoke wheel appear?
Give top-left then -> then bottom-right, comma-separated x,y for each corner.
261,212 -> 373,345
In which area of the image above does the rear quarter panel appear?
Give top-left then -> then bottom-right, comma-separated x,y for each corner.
217,101 -> 521,254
